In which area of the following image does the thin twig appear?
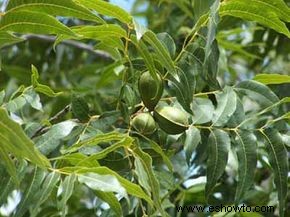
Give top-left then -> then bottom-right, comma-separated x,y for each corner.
21,34 -> 112,59
30,104 -> 71,139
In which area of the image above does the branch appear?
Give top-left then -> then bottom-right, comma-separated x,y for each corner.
21,34 -> 112,60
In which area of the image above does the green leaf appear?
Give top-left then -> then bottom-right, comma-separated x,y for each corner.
75,0 -> 132,24
65,132 -> 126,153
234,131 -> 257,203
206,129 -> 230,200
220,0 -> 290,38
0,108 -> 50,168
54,153 -> 100,167
157,33 -> 176,58
6,0 -> 104,23
212,86 -> 237,126
134,157 -> 151,194
73,25 -> 127,39
73,137 -> 134,166
0,11 -> 75,36
59,174 -> 77,217
168,68 -> 193,113
23,89 -> 42,111
137,134 -> 173,172
94,191 -> 122,217
60,166 -> 153,205
184,127 -> 201,164
131,35 -> 157,80
260,129 -> 288,217
0,32 -> 23,48
0,160 -> 27,205
30,171 -> 60,217
235,80 -> 279,108
0,90 -> 5,105
131,144 -> 164,215
14,167 -> 46,217
35,120 -> 78,155
78,172 -> 127,197
31,65 -> 61,97
0,144 -> 18,185
5,95 -> 27,113
142,30 -> 176,74
253,74 -> 290,85
191,97 -> 214,124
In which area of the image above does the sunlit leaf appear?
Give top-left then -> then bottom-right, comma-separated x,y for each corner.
35,120 -> 78,155
254,74 -> 290,85
78,172 -> 127,197
0,108 -> 50,168
60,166 -> 153,205
0,11 -> 76,36
6,0 -> 104,23
75,0 -> 132,24
0,32 -> 23,48
220,0 -> 290,38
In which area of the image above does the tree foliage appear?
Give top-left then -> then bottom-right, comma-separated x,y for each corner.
0,0 -> 289,216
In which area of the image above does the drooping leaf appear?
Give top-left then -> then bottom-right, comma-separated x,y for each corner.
260,129 -> 288,217
136,133 -> 173,172
13,167 -> 46,217
0,160 -> 27,205
0,145 -> 18,185
227,97 -> 246,127
167,68 -> 194,114
0,108 -> 50,168
235,80 -> 279,108
78,172 -> 127,197
35,120 -> 78,155
76,0 -> 132,24
142,30 -> 176,74
6,0 -> 104,23
212,86 -> 237,126
131,35 -> 157,80
59,166 -> 153,205
234,131 -> 257,203
94,191 -> 122,217
254,74 -> 290,85
131,144 -> 164,215
134,157 -> 151,194
0,11 -> 76,36
184,127 -> 201,164
0,32 -> 23,49
157,32 -> 176,58
220,0 -> 290,38
58,174 -> 77,217
205,129 -> 230,200
30,171 -> 60,217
